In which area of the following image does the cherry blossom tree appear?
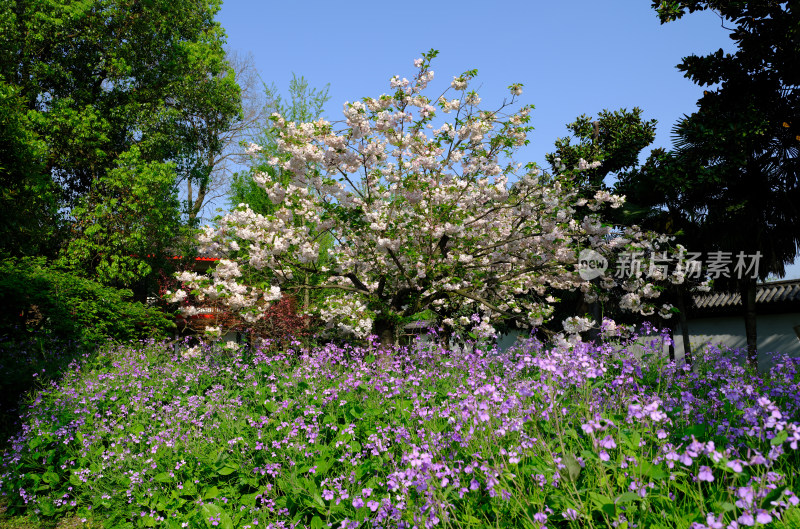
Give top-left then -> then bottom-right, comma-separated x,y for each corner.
169,50 -> 672,344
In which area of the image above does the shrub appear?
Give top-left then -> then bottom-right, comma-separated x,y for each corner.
0,257 -> 175,345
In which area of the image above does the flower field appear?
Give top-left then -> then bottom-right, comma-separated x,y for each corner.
1,329 -> 800,529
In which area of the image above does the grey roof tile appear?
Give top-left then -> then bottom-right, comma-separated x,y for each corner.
692,279 -> 800,309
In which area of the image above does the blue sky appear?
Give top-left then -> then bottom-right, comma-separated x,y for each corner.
215,0 -> 799,280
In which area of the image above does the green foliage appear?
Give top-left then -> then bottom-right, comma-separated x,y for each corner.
57,146 -> 183,288
228,74 -> 331,216
626,1 -> 800,366
0,75 -> 61,257
538,109 -> 659,335
0,0 -> 241,203
0,338 -> 93,453
546,108 -> 657,191
1,337 -> 799,528
0,0 -> 242,264
651,0 -> 800,280
0,257 -> 174,346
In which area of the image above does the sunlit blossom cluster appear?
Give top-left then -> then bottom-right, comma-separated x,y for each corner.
170,52 -> 685,337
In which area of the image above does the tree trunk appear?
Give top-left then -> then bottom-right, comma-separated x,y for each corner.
587,301 -> 602,342
191,181 -> 208,222
741,278 -> 758,369
303,273 -> 310,310
675,288 -> 692,365
575,291 -> 601,342
187,178 -> 193,217
372,316 -> 397,347
575,291 -> 589,317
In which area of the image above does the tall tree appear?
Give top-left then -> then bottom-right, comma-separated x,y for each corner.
615,148 -> 712,364
546,108 -> 657,191
185,50 -> 266,224
0,75 -> 61,257
0,0 -> 242,250
57,147 -> 182,291
653,0 -> 800,367
228,74 -> 331,215
545,109 -> 658,337
175,52 -> 672,345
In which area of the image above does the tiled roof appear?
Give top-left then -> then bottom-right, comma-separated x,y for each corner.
693,279 -> 800,310
403,320 -> 433,331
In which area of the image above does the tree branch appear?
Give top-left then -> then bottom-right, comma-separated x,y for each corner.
437,234 -> 450,258
345,273 -> 370,293
453,288 -> 515,318
386,247 -> 411,283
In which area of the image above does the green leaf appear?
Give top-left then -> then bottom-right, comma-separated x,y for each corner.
203,486 -> 220,499
770,430 -> 788,446
154,472 -> 172,483
712,501 -> 736,512
42,471 -> 60,484
761,485 -> 788,509
562,453 -> 582,483
680,424 -> 708,440
313,457 -> 332,475
180,481 -> 196,496
38,497 -> 56,516
589,491 -> 614,508
465,515 -> 483,526
214,450 -> 228,464
616,492 -> 641,504
639,460 -> 668,480
217,462 -> 239,476
201,504 -> 233,529
310,516 -> 326,529
589,490 -> 617,517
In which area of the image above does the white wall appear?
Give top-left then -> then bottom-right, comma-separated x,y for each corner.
674,313 -> 800,370
497,331 -> 533,352
495,314 -> 800,372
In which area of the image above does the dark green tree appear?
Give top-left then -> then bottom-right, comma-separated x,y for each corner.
653,0 -> 800,367
543,109 -> 658,338
0,0 -> 242,250
546,108 -> 657,191
615,148 -> 713,364
57,147 -> 182,291
0,75 -> 61,257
